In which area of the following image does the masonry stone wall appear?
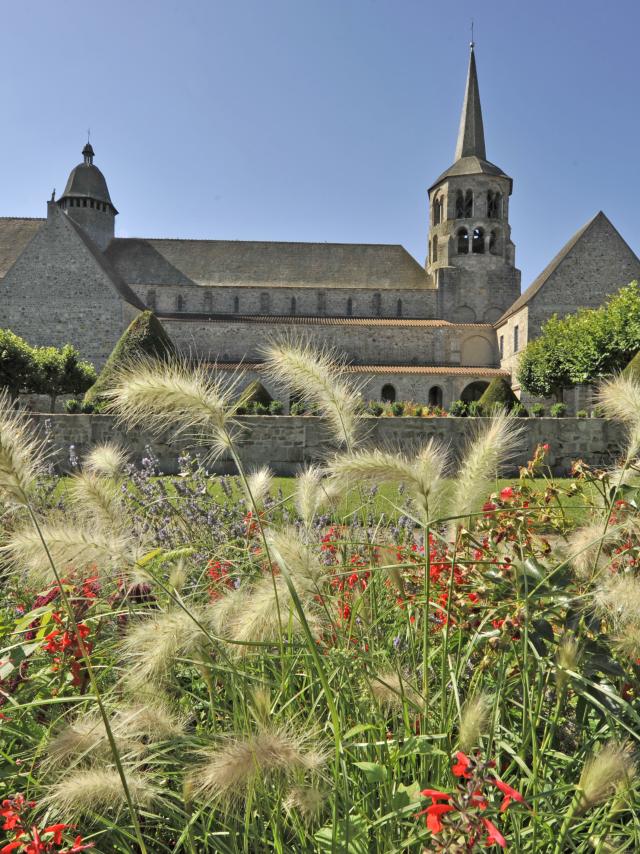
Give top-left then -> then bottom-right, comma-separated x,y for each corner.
33,414 -> 626,477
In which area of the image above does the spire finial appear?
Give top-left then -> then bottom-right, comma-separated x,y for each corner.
82,136 -> 95,166
470,19 -> 474,49
454,40 -> 486,161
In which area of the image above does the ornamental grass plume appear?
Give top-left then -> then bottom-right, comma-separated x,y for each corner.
458,692 -> 492,752
284,784 -> 326,821
577,741 -> 636,813
593,573 -> 640,630
186,727 -> 327,804
448,411 -> 523,525
2,522 -> 137,586
67,471 -> 126,528
328,439 -> 449,525
556,634 -> 581,693
105,357 -> 241,456
119,607 -> 210,690
0,388 -> 47,508
599,374 -> 640,459
369,670 -> 424,713
294,466 -> 330,530
244,466 -> 274,510
83,442 -> 128,479
567,522 -> 618,581
261,340 -> 364,449
43,767 -> 157,820
265,527 -> 326,590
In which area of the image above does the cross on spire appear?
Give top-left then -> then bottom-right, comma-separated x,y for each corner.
454,42 -> 486,161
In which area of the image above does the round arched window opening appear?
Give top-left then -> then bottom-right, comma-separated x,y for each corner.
381,383 -> 396,403
472,227 -> 485,254
428,386 -> 443,407
457,228 -> 469,254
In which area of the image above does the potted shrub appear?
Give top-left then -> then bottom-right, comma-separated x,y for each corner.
449,399 -> 467,417
576,409 -> 588,418
390,402 -> 404,417
269,400 -> 284,415
550,402 -> 567,417
64,399 -> 81,413
467,400 -> 483,417
531,403 -> 545,417
367,401 -> 384,417
478,377 -> 527,415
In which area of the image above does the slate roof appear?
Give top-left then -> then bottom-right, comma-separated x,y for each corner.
455,45 -> 486,161
0,217 -> 44,278
495,212 -> 636,324
158,312 -> 492,329
211,361 -> 509,377
105,238 -> 433,290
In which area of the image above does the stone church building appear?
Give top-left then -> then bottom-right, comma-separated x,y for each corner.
1,46 -> 639,409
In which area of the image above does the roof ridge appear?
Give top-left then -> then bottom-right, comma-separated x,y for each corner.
156,311 -> 493,328
0,216 -> 46,222
114,236 -> 409,249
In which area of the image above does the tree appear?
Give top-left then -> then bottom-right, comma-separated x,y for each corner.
84,311 -> 174,405
0,329 -> 37,398
517,281 -> 640,398
33,344 -> 97,411
478,377 -> 525,414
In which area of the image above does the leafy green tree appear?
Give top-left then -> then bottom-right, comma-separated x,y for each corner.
33,344 -> 96,411
0,329 -> 37,398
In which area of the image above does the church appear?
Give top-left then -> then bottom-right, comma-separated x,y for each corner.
1,45 -> 639,409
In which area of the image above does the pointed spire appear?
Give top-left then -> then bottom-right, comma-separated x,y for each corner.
455,43 -> 486,161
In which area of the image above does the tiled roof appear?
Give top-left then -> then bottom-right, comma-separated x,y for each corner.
158,312 -> 493,329
106,238 -> 433,290
211,361 -> 508,377
0,217 -> 44,278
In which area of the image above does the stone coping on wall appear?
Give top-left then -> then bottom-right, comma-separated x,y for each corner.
29,413 -> 626,477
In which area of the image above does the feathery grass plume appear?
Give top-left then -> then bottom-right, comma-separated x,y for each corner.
369,670 -> 424,712
261,341 -> 364,449
112,702 -> 186,743
577,741 -> 636,813
448,411 -> 522,524
83,442 -> 128,479
3,522 -> 137,586
613,623 -> 640,662
593,574 -> 640,630
67,471 -> 126,528
45,713 -> 111,767
458,692 -> 492,751
43,767 -> 157,820
567,522 -> 618,581
556,634 -> 580,693
328,439 -> 449,525
105,357 -> 241,455
265,527 -> 326,591
284,784 -> 326,820
294,466 -> 327,529
244,466 -> 274,510
119,608 -> 210,689
187,727 -> 327,803
210,573 -> 325,656
599,374 -> 640,459
0,388 -> 46,508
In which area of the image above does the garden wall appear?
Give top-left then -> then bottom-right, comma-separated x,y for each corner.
31,414 -> 627,477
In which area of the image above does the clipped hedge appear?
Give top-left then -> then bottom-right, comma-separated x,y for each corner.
478,377 -> 527,416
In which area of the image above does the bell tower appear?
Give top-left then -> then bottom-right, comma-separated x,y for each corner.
427,44 -> 520,324
57,142 -> 117,251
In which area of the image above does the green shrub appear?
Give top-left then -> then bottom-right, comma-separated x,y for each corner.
467,400 -> 483,417
550,402 -> 567,417
367,401 -> 384,417
478,377 -> 525,414
576,409 -> 588,418
592,404 -> 605,418
530,403 -> 545,417
80,401 -> 95,414
84,311 -> 175,406
622,350 -> 640,381
64,399 -> 81,413
429,405 -> 445,416
269,400 -> 284,415
512,402 -> 528,417
290,401 -> 306,416
390,402 -> 404,417
449,399 -> 467,417
253,402 -> 268,415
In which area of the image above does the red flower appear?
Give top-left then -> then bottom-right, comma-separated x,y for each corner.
61,836 -> 94,853
1,841 -> 24,854
424,803 -> 455,833
44,824 -> 70,845
494,778 -> 527,812
451,751 -> 472,778
419,789 -> 451,801
468,592 -> 480,604
499,487 -> 514,501
482,817 -> 506,848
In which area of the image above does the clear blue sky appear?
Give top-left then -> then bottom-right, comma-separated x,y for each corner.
1,0 -> 638,291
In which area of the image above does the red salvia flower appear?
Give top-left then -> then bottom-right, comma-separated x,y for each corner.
482,817 -> 506,848
451,751 -> 472,778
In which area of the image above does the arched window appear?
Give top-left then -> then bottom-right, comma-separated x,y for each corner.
457,227 -> 469,254
464,190 -> 473,217
260,292 -> 270,313
513,325 -> 520,353
203,292 -> 213,313
432,236 -> 438,263
455,190 -> 464,218
489,229 -> 499,255
346,297 -> 353,316
487,191 -> 501,219
433,196 -> 442,225
317,292 -> 326,315
381,383 -> 396,403
472,227 -> 485,254
290,296 -> 296,315
233,295 -> 240,313
428,386 -> 443,407
176,294 -> 185,312
396,298 -> 403,317
373,292 -> 381,316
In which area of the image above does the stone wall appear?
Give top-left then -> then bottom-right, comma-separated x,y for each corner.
33,414 -> 626,477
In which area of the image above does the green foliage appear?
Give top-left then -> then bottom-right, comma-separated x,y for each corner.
622,350 -> 640,381
550,402 -> 567,417
518,280 -> 640,397
478,377 -> 526,415
33,344 -> 96,410
531,403 -> 545,417
366,401 -> 384,417
449,399 -> 467,417
512,402 -> 528,417
290,401 -> 306,415
64,399 -> 81,413
576,409 -> 588,418
0,329 -> 37,397
467,400 -> 483,417
390,401 -> 404,417
268,400 -> 284,415
84,311 -> 174,405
